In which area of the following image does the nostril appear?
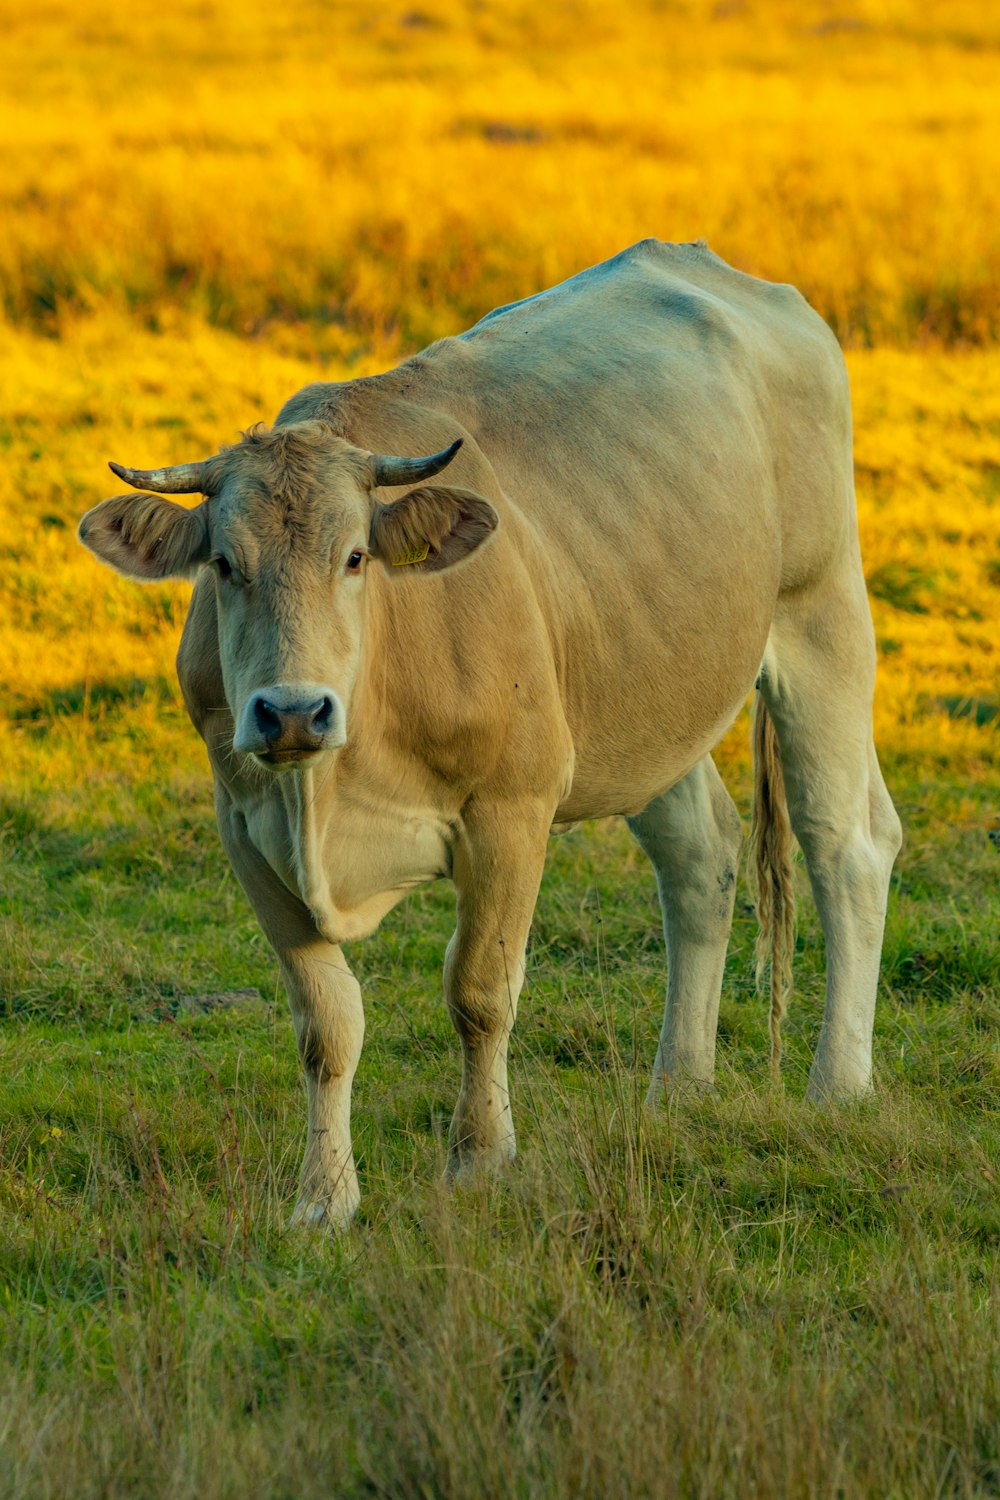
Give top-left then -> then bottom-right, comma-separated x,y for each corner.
254,697 -> 283,740
308,696 -> 335,735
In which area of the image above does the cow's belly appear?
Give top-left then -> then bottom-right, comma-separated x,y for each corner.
555,685 -> 745,821
552,587 -> 772,821
238,775 -> 452,944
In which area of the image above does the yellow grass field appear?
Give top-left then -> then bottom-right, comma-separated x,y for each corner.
3,321 -> 999,771
3,0 -> 999,787
3,0 -> 1000,346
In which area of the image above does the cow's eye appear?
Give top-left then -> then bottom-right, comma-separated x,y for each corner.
346,551 -> 364,572
213,554 -> 233,581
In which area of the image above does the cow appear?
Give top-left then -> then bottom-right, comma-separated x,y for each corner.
78,239 -> 902,1229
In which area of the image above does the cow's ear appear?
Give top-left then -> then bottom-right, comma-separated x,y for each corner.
369,486 -> 498,574
78,494 -> 210,581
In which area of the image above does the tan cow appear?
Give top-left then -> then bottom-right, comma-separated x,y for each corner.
79,239 -> 901,1228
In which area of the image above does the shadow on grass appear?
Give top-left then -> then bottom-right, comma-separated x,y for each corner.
10,674 -> 181,725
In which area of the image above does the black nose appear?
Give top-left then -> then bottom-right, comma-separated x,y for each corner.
254,696 -> 332,740
309,695 -> 335,735
251,695 -> 335,755
254,697 -> 283,741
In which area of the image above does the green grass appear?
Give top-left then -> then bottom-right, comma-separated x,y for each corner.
2,696 -> 998,1497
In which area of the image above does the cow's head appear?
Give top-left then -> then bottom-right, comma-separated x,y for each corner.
78,422 -> 498,768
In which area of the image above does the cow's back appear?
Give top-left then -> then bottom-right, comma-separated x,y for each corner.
283,239 -> 852,593
437,239 -> 852,588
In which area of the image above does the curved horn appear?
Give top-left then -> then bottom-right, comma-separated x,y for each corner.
107,459 -> 210,495
371,437 -> 463,489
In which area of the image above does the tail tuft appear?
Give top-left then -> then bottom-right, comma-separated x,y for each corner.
749,694 -> 795,1079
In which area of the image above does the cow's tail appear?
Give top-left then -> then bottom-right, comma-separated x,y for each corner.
749,692 -> 795,1079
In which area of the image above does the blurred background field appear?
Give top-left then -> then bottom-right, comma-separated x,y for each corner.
3,0 -> 1000,346
1,3 -> 999,1495
1,0 -> 998,761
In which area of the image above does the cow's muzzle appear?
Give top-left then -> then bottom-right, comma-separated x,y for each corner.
233,684 -> 347,766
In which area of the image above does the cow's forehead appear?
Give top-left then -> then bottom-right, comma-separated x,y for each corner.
208,426 -> 371,547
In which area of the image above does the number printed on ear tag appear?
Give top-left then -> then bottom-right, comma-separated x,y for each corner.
391,542 -> 430,566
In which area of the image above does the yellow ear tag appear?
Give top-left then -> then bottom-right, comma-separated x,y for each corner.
390,541 -> 430,567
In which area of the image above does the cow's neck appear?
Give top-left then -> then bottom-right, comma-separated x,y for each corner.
275,763 -> 338,934
240,692 -> 455,947
229,570 -> 504,941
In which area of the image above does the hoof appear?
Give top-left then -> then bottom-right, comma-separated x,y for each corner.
645,1067 -> 714,1105
805,1065 -> 873,1105
289,1189 -> 358,1232
445,1141 -> 517,1186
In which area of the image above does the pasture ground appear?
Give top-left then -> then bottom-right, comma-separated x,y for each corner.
2,1 -> 1000,1495
2,343 -> 998,1495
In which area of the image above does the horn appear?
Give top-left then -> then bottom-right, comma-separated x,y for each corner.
107,460 -> 210,495
371,438 -> 463,489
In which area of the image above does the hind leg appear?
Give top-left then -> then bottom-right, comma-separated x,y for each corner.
627,755 -> 743,1098
760,566 -> 902,1100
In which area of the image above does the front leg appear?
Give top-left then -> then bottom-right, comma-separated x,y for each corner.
215,789 -> 364,1230
280,944 -> 364,1230
445,798 -> 551,1179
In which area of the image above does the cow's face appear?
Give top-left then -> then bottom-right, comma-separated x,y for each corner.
79,423 -> 497,769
